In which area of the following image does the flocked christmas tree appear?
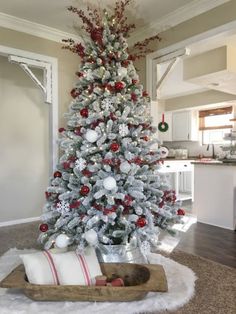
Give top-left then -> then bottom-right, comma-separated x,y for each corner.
38,1 -> 182,254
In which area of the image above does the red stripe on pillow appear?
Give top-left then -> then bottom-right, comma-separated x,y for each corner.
80,254 -> 92,286
44,250 -> 60,285
75,251 -> 90,285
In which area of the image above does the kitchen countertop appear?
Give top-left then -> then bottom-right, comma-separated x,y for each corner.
192,160 -> 236,166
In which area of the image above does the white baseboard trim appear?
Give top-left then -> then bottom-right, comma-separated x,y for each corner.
0,216 -> 40,227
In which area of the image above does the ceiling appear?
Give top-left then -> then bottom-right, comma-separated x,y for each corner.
0,0 -> 229,39
157,32 -> 236,99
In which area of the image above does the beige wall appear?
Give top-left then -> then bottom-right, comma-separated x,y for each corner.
0,27 -> 79,222
135,0 -> 236,90
165,90 -> 236,111
0,56 -> 49,222
0,26 -> 80,127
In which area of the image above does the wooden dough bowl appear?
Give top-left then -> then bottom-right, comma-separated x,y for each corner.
0,263 -> 168,302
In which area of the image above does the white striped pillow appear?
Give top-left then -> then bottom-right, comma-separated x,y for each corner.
20,248 -> 102,285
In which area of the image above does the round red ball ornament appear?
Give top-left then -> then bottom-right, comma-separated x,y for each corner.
132,79 -> 138,85
80,185 -> 90,196
121,60 -> 130,67
70,88 -> 80,98
58,127 -> 65,133
142,91 -> 149,97
53,171 -> 62,178
82,169 -> 92,177
177,208 -> 185,216
115,81 -> 125,91
136,217 -> 147,228
74,127 -> 82,136
131,93 -> 138,101
110,142 -> 120,152
39,223 -> 48,232
80,108 -> 89,118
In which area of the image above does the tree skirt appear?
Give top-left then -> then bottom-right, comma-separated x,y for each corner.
0,249 -> 197,314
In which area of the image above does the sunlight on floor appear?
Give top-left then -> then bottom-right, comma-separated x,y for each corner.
157,215 -> 197,253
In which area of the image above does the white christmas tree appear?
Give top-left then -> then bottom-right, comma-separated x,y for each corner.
38,1 -> 183,253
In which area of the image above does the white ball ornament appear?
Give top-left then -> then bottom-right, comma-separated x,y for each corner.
117,67 -> 127,79
55,234 -> 70,249
103,176 -> 117,190
120,161 -> 131,174
84,229 -> 98,245
85,130 -> 98,143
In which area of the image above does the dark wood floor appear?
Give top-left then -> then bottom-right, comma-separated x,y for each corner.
0,221 -> 235,268
176,222 -> 236,268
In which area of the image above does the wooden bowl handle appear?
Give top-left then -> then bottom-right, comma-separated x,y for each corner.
139,264 -> 168,292
0,265 -> 26,289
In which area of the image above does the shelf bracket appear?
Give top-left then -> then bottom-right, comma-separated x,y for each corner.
8,55 -> 52,104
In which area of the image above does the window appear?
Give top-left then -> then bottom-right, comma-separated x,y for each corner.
199,106 -> 233,144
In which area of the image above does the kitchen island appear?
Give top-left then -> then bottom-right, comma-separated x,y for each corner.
192,161 -> 236,230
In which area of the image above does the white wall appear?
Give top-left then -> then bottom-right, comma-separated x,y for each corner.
0,56 -> 49,222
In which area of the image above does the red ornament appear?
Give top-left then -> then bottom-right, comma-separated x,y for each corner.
132,79 -> 138,85
59,127 -> 65,133
70,200 -> 81,209
39,223 -> 48,232
53,171 -> 62,178
93,202 -> 103,211
88,84 -> 94,94
91,28 -> 103,45
63,161 -> 71,169
76,71 -> 84,78
115,81 -> 125,91
142,91 -> 149,97
110,142 -> 120,152
124,195 -> 133,206
131,93 -> 137,101
110,112 -> 117,121
45,191 -> 51,199
142,136 -> 149,141
70,88 -> 80,98
121,60 -> 130,67
177,208 -> 185,216
105,84 -> 114,92
80,185 -> 90,196
133,157 -> 143,165
102,159 -> 113,165
136,217 -> 147,228
82,169 -> 92,177
74,127 -> 82,136
80,108 -> 89,118
68,156 -> 76,162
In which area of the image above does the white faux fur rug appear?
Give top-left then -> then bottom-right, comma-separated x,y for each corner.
0,249 -> 197,314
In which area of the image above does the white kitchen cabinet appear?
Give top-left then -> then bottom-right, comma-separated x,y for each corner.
157,112 -> 172,142
193,163 -> 235,230
159,160 -> 194,201
172,110 -> 198,141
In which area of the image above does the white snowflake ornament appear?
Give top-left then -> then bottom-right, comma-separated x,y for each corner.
119,124 -> 129,137
102,98 -> 113,111
57,201 -> 70,215
75,158 -> 87,171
